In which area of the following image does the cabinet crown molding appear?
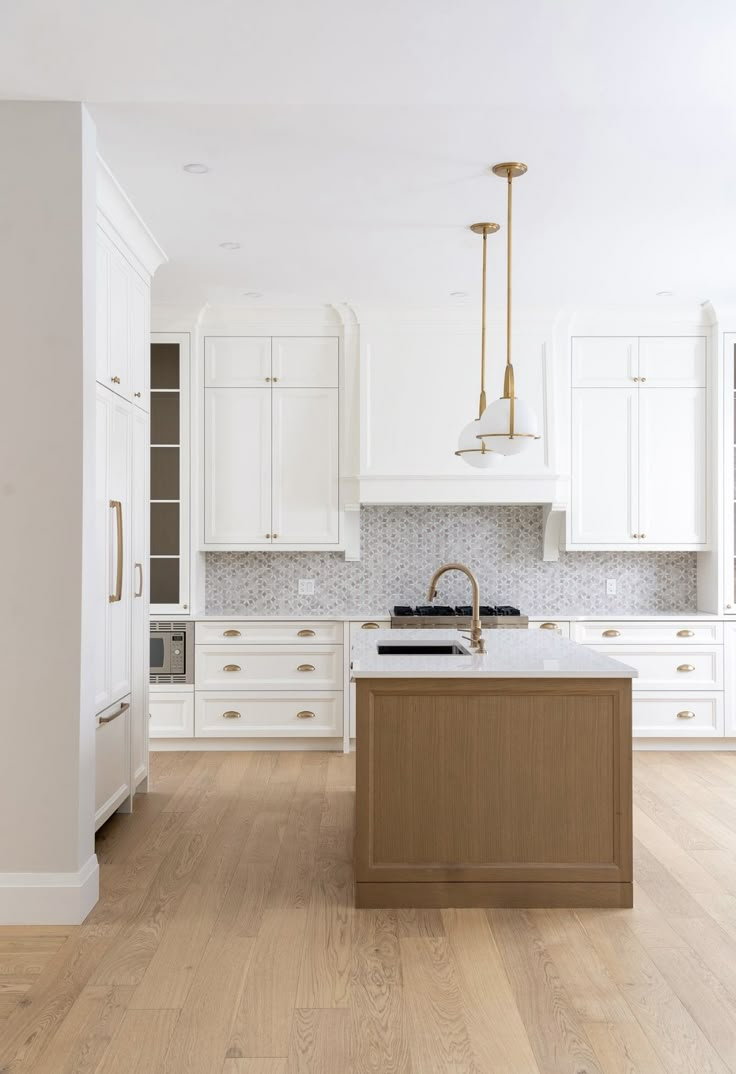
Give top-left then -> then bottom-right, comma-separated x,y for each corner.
97,155 -> 167,278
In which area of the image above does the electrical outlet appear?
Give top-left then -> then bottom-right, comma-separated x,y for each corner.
298,579 -> 315,596
606,579 -> 617,596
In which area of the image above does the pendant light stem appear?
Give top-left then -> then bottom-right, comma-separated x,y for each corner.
479,228 -> 488,418
504,168 -> 515,435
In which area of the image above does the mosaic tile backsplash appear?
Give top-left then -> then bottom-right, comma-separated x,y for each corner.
205,506 -> 698,616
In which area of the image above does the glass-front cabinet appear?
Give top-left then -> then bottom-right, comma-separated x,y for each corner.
150,334 -> 190,613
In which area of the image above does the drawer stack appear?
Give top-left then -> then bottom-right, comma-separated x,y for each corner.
195,620 -> 344,738
572,620 -> 724,738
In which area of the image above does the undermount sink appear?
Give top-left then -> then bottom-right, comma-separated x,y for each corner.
376,642 -> 470,656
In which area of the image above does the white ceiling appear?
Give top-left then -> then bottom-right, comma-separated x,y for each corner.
3,0 -> 736,309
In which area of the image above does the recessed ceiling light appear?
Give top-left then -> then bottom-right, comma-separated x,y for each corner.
242,291 -> 262,298
655,290 -> 674,297
219,242 -> 241,251
182,163 -> 209,174
450,291 -> 469,298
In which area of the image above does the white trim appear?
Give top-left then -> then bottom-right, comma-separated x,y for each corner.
150,737 -> 344,751
97,156 -> 167,277
0,855 -> 99,925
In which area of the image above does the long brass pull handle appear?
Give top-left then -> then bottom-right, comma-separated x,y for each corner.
677,629 -> 695,638
296,710 -> 316,719
297,629 -> 316,637
222,710 -> 241,719
223,629 -> 241,637
361,622 -> 380,630
109,500 -> 123,603
134,562 -> 143,598
297,664 -> 315,672
99,701 -> 130,725
677,664 -> 695,673
223,664 -> 241,672
539,622 -> 558,630
677,710 -> 696,720
602,629 -> 620,637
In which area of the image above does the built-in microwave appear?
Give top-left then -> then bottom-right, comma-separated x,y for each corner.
150,621 -> 194,684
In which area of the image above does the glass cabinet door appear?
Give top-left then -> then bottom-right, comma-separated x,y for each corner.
150,336 -> 189,612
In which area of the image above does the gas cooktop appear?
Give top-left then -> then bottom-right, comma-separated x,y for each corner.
390,605 -> 528,629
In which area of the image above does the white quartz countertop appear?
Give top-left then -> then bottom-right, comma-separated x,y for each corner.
350,629 -> 638,680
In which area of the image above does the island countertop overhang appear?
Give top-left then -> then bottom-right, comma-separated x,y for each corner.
350,628 -> 638,680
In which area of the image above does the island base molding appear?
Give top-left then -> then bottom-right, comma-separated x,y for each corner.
356,881 -> 633,909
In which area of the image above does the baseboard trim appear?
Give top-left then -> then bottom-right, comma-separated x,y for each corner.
355,880 -> 633,909
150,737 -> 344,752
0,854 -> 99,925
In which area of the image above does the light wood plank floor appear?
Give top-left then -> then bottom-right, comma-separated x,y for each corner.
2,750 -> 736,1072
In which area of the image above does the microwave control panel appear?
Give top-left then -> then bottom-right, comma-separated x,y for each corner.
170,634 -> 186,674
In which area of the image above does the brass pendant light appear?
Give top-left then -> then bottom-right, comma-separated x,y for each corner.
476,162 -> 540,455
455,221 -> 500,467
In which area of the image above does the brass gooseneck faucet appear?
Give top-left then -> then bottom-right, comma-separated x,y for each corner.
426,562 -> 485,653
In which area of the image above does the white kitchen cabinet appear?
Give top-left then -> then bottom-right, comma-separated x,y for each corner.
149,689 -> 194,738
571,388 -> 638,545
197,620 -> 343,645
204,336 -> 272,387
129,271 -> 150,410
639,337 -> 706,387
272,387 -> 339,544
130,407 -> 149,789
588,646 -> 722,691
196,644 -> 343,691
639,387 -> 706,546
203,387 -> 272,545
571,337 -> 638,387
632,694 -> 723,738
95,696 -> 132,829
195,692 -> 342,737
348,620 -> 391,737
527,620 -> 571,637
272,337 -> 339,387
97,227 -> 151,408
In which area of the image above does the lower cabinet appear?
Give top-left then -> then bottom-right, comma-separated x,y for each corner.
149,689 -> 194,738
196,692 -> 342,737
632,694 -> 724,737
95,696 -> 131,829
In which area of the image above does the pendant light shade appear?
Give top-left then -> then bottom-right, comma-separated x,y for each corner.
476,162 -> 540,454
455,221 -> 500,468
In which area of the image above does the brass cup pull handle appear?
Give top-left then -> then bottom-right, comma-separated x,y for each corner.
134,562 -> 143,598
222,710 -> 241,720
99,701 -> 130,725
539,622 -> 558,630
223,664 -> 241,672
297,664 -> 315,672
602,629 -> 621,637
677,664 -> 695,673
361,622 -> 380,630
296,710 -> 316,719
223,629 -> 241,637
109,500 -> 123,603
677,710 -> 696,720
297,629 -> 316,637
677,629 -> 695,638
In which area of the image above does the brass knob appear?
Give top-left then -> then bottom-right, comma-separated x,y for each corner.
677,629 -> 695,638
297,663 -> 315,672
632,376 -> 640,382
223,629 -> 241,637
602,629 -> 621,637
265,534 -> 272,539
272,377 -> 279,382
677,710 -> 696,720
677,664 -> 695,673
361,622 -> 380,630
272,534 -> 278,539
296,710 -> 316,719
640,533 -> 646,539
640,377 -> 647,382
222,710 -> 241,720
265,376 -> 272,382
111,375 -> 121,384
539,623 -> 558,630
223,664 -> 241,672
297,629 -> 316,637
134,391 -> 142,398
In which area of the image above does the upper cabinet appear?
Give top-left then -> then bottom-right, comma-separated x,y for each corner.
201,335 -> 341,550
569,336 -> 708,550
96,227 -> 151,410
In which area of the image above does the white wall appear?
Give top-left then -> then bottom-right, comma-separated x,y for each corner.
0,103 -> 98,922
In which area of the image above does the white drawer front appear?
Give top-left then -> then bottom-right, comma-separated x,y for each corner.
149,691 -> 194,738
197,620 -> 343,645
528,620 -> 571,638
349,620 -> 391,643
633,694 -> 723,738
196,644 -> 343,690
195,692 -> 343,737
588,646 -> 722,691
95,697 -> 131,828
573,621 -> 722,645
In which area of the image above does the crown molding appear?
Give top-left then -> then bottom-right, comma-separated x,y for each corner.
97,155 -> 167,278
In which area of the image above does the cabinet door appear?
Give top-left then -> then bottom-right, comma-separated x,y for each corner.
95,696 -> 131,829
571,388 -> 639,545
272,337 -> 339,387
130,408 -> 149,790
571,338 -> 638,387
272,387 -> 339,544
108,246 -> 131,399
95,387 -> 112,711
149,691 -> 194,738
639,387 -> 707,546
108,394 -> 132,703
204,388 -> 272,545
204,337 -> 271,387
96,234 -> 110,387
639,337 -> 706,387
129,272 -> 150,410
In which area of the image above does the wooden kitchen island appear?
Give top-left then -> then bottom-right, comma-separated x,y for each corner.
352,630 -> 636,909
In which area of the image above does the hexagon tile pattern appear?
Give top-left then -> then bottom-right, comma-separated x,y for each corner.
205,505 -> 698,617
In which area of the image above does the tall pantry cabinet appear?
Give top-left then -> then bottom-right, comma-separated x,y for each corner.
94,161 -> 165,830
